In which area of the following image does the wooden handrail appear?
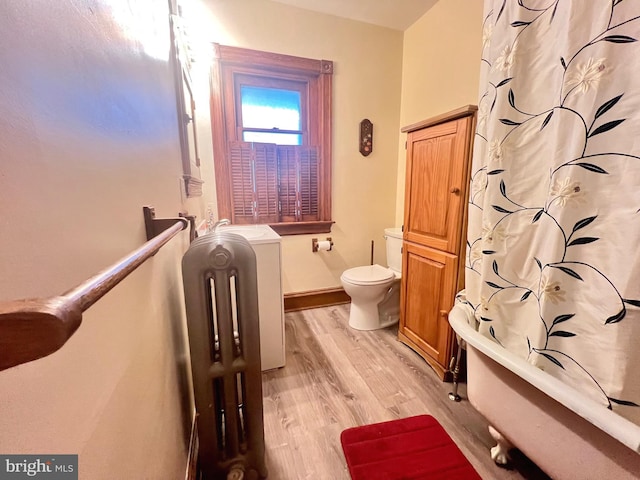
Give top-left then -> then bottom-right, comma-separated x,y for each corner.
0,219 -> 188,371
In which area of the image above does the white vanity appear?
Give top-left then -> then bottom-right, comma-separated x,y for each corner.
216,224 -> 285,371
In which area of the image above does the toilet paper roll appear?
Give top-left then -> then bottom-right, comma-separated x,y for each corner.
316,240 -> 332,251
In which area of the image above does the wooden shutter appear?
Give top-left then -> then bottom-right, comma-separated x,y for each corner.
298,146 -> 319,221
276,145 -> 319,222
277,146 -> 299,222
228,142 -> 319,225
253,143 -> 279,223
229,142 -> 254,222
228,142 -> 278,224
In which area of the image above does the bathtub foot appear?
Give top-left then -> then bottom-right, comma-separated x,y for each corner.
488,425 -> 513,466
448,391 -> 461,402
448,337 -> 464,402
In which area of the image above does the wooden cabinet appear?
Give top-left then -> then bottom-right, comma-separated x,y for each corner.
398,106 -> 476,380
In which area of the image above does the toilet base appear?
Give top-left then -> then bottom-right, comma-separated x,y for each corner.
348,301 -> 381,330
348,303 -> 398,331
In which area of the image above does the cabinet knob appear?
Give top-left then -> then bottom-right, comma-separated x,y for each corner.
440,310 -> 448,318
450,187 -> 461,195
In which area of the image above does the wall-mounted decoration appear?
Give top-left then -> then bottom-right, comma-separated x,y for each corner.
169,1 -> 203,198
359,119 -> 373,156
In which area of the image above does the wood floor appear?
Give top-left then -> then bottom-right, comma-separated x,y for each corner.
260,305 -> 550,480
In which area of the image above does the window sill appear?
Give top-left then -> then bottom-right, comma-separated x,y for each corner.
269,221 -> 334,236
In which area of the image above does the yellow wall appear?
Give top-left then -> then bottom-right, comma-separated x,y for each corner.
395,0 -> 484,224
0,1 -> 483,474
195,0 -> 404,293
0,1 -> 195,477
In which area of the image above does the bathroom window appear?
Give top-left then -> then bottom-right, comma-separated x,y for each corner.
210,44 -> 333,235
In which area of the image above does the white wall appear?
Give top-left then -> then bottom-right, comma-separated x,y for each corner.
0,1 -> 196,477
194,0 -> 404,293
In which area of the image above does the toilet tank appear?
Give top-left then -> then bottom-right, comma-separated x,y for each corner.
384,227 -> 403,274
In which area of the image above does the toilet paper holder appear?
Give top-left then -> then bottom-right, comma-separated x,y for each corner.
312,237 -> 333,252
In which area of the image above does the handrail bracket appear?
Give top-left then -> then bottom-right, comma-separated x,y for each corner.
143,206 -> 189,241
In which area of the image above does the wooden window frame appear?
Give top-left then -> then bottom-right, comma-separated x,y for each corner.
210,44 -> 334,235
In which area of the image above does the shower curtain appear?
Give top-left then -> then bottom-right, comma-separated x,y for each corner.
466,0 -> 640,426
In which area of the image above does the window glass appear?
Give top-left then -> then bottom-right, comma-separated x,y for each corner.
242,131 -> 301,145
240,86 -> 301,131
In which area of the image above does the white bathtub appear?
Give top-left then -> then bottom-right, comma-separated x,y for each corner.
448,303 -> 640,480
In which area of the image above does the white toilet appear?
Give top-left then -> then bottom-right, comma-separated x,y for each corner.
340,227 -> 403,330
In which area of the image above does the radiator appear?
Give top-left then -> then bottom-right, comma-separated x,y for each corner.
182,232 -> 267,480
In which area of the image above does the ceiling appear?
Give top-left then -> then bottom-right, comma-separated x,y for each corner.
269,0 -> 439,31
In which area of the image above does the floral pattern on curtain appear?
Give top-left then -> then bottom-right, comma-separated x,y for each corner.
467,0 -> 640,425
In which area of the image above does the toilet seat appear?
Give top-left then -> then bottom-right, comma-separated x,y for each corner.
341,265 -> 395,286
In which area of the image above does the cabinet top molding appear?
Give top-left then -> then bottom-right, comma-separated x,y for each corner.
401,105 -> 478,133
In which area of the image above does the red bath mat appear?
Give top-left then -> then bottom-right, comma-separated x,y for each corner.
340,415 -> 481,480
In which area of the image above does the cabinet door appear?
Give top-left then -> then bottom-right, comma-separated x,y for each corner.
399,242 -> 458,371
403,117 -> 471,254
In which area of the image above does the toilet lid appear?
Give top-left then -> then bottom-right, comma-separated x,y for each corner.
342,265 -> 395,285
